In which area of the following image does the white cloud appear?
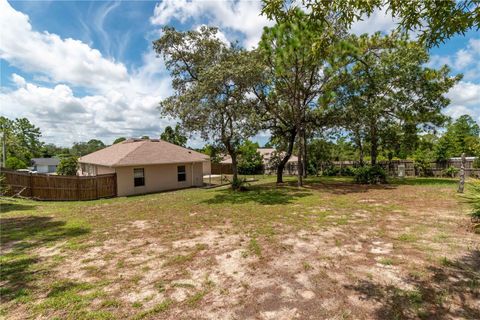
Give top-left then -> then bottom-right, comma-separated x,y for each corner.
0,0 -> 180,146
150,0 -> 273,48
0,0 -> 128,91
430,38 -> 480,81
350,8 -> 398,35
445,81 -> 480,123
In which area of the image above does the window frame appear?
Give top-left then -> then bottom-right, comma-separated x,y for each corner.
133,168 -> 145,187
177,165 -> 186,182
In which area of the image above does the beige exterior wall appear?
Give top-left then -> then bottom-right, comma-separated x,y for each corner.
202,161 -> 211,175
78,163 -> 114,176
115,162 -> 204,197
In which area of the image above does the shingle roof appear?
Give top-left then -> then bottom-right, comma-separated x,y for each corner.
31,157 -> 60,166
78,139 -> 209,167
220,148 -> 298,164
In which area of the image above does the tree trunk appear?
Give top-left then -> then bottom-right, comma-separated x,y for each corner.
231,152 -> 238,189
370,122 -> 378,166
355,132 -> 364,166
297,128 -> 304,187
276,130 -> 296,184
303,131 -> 308,178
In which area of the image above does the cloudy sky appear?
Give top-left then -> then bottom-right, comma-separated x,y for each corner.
0,0 -> 479,147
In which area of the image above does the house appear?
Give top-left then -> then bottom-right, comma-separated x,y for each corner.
31,157 -> 60,173
78,139 -> 210,196
215,148 -> 299,175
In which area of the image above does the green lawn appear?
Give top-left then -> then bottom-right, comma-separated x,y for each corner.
1,176 -> 478,319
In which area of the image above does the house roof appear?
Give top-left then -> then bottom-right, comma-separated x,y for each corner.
220,148 -> 298,164
78,139 -> 209,167
31,157 -> 60,166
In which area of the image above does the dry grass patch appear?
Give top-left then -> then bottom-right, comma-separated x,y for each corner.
1,176 -> 478,319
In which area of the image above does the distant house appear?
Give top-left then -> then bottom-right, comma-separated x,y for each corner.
217,148 -> 299,175
31,157 -> 60,173
78,139 -> 210,196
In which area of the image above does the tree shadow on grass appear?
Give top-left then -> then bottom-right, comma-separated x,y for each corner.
0,216 -> 90,303
389,178 -> 458,186
345,250 -> 480,319
203,185 -> 312,205
0,200 -> 37,214
263,179 -> 398,195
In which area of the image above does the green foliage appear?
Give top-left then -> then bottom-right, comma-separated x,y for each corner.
231,177 -> 249,191
0,174 -> 10,195
238,141 -> 263,175
40,143 -> 70,158
113,137 -> 126,144
473,157 -> 480,169
464,180 -> 480,220
262,0 -> 479,47
325,32 -> 459,165
5,157 -> 27,170
353,165 -> 387,184
322,166 -> 355,177
160,125 -> 187,147
71,139 -> 106,157
442,166 -> 459,178
56,156 -> 78,176
201,144 -> 223,164
1,116 -> 43,165
435,115 -> 480,160
154,26 -> 261,187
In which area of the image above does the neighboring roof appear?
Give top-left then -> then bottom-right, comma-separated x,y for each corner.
31,157 -> 60,166
220,148 -> 298,164
79,139 -> 209,167
450,157 -> 477,161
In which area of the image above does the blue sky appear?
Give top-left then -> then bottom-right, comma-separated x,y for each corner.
0,0 -> 479,147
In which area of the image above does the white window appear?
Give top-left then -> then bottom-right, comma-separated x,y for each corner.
134,168 -> 145,187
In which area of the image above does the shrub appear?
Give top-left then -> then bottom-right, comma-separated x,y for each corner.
322,166 -> 355,177
322,167 -> 339,176
5,157 -> 27,170
414,159 -> 433,177
56,156 -> 78,176
473,157 -> 480,169
339,166 -> 355,176
353,165 -> 387,184
442,166 -> 459,178
464,180 -> 480,220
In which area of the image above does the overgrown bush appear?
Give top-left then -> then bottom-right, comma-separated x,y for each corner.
353,165 -> 387,184
414,158 -> 433,177
473,157 -> 480,169
56,156 -> 78,176
322,166 -> 355,177
231,177 -> 249,191
5,157 -> 27,170
442,166 -> 459,178
463,180 -> 480,233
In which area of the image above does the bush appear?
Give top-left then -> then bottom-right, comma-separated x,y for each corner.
322,166 -> 355,177
464,181 -> 480,219
473,157 -> 480,169
353,165 -> 387,184
414,159 -> 433,177
231,177 -> 249,191
442,166 -> 459,178
5,157 -> 27,170
56,156 -> 78,176
322,167 -> 339,176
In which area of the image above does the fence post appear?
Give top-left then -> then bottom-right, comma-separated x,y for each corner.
76,176 -> 80,201
29,173 -> 34,197
95,176 -> 98,200
457,153 -> 466,193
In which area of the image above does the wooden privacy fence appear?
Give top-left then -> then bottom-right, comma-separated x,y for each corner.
1,169 -> 116,201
